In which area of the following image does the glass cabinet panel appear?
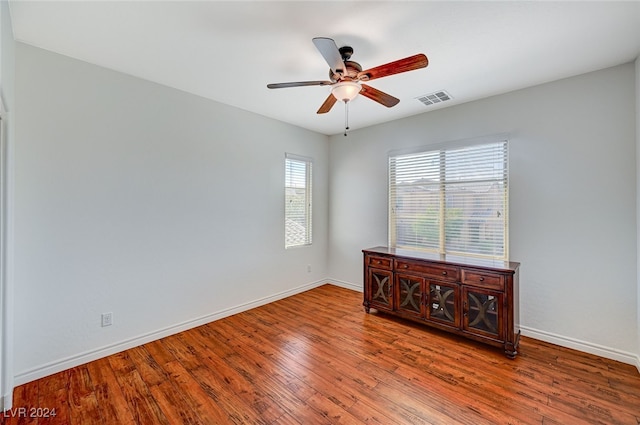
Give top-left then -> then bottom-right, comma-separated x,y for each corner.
396,274 -> 424,318
368,268 -> 393,311
426,281 -> 459,327
463,288 -> 503,339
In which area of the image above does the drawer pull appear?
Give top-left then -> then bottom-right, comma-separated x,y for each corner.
376,260 -> 381,264
479,277 -> 485,281
442,271 -> 447,276
403,264 -> 408,269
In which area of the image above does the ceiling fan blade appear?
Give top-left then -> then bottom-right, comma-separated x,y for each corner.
357,54 -> 428,82
317,94 -> 338,114
312,37 -> 345,75
360,84 -> 400,107
267,80 -> 333,89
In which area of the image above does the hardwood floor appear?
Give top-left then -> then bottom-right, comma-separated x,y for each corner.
4,284 -> 640,424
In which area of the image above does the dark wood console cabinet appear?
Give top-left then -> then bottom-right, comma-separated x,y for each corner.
363,246 -> 521,358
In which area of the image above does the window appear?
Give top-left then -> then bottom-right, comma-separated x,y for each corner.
389,138 -> 508,260
285,154 -> 312,248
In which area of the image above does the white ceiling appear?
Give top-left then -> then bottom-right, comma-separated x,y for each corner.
8,1 -> 640,136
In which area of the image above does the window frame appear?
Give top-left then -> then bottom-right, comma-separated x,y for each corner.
388,136 -> 509,260
284,153 -> 313,249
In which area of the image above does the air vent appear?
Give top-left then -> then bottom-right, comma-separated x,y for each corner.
416,90 -> 452,106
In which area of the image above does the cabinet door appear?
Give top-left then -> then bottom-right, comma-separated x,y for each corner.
426,281 -> 459,328
396,274 -> 424,318
462,287 -> 503,340
367,268 -> 393,311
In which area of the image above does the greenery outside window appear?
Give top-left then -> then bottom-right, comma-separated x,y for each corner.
389,138 -> 508,260
285,153 -> 312,248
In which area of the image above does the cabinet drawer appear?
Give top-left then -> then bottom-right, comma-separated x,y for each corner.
461,269 -> 505,291
367,255 -> 392,270
395,260 -> 459,281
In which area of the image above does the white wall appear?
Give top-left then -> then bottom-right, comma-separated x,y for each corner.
13,43 -> 329,383
328,63 -> 638,363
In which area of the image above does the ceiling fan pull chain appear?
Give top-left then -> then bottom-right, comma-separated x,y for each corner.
344,101 -> 350,137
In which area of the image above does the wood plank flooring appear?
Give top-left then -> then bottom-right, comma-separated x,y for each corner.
3,284 -> 640,424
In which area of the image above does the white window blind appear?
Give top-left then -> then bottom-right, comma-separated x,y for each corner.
285,154 -> 312,248
389,139 -> 508,260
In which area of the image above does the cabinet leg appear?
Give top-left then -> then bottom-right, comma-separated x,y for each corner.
504,347 -> 517,359
363,302 -> 371,314
504,331 -> 521,359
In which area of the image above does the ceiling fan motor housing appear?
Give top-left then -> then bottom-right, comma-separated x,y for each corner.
329,60 -> 363,82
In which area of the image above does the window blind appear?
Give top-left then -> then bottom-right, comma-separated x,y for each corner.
389,140 -> 508,259
285,154 -> 312,248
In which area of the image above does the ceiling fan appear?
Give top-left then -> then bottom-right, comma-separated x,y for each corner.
267,37 -> 428,134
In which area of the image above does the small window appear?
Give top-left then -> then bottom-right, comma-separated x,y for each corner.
389,138 -> 508,260
285,154 -> 312,248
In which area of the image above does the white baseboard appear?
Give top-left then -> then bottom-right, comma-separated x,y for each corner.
0,392 -> 12,412
13,279 -> 328,386
326,278 -> 361,292
520,325 -> 639,368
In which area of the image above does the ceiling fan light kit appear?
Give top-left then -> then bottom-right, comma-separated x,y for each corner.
331,81 -> 361,102
267,37 -> 428,135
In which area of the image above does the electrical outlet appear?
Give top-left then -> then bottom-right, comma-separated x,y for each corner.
307,264 -> 312,273
101,312 -> 113,327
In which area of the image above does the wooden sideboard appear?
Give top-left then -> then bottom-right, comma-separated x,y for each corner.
363,246 -> 521,358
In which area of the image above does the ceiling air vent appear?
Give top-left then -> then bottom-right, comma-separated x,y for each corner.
416,90 -> 452,106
